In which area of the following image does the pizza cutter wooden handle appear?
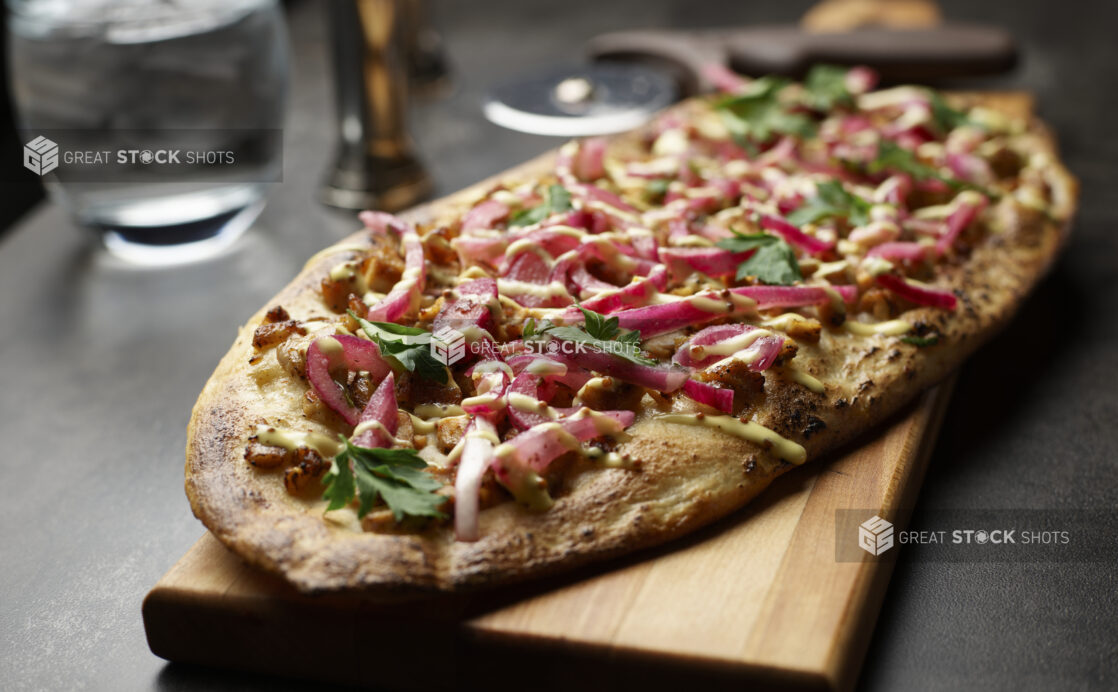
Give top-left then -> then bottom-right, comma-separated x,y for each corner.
723,24 -> 1017,82
587,23 -> 1016,94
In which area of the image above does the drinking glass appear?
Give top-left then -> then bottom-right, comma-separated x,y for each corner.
7,0 -> 289,264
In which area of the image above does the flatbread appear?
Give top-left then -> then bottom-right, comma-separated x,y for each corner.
186,86 -> 1076,593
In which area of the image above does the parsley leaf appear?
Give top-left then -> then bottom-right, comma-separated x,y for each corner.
716,231 -> 776,254
786,180 -> 871,227
716,232 -> 803,285
870,140 -> 997,199
578,305 -> 618,340
803,64 -> 853,111
869,140 -> 961,188
646,178 -> 670,202
715,76 -> 817,144
509,184 -> 573,227
349,311 -> 448,384
928,90 -> 977,134
521,318 -> 537,340
546,306 -> 656,366
737,241 -> 803,285
323,436 -> 447,521
522,317 -> 554,341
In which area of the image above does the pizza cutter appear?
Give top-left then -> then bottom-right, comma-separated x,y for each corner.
483,3 -> 1016,137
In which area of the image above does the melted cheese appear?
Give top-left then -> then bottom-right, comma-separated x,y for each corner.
315,335 -> 344,360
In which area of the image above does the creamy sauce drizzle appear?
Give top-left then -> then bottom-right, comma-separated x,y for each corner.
412,404 -> 466,419
844,319 -> 912,336
524,359 -> 567,377
780,366 -> 825,394
254,425 -> 343,458
497,279 -> 573,301
352,419 -> 393,440
656,414 -> 807,465
507,392 -> 559,419
573,376 -> 613,406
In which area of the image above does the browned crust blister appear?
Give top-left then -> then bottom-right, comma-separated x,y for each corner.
185,96 -> 1078,594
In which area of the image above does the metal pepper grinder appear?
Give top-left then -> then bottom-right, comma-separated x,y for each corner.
319,0 -> 432,212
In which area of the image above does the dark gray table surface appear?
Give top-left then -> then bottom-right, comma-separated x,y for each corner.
1,1 -> 1115,690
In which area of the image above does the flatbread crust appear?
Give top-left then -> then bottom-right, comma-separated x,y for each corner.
185,93 -> 1076,593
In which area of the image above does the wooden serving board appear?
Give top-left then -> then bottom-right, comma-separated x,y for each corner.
145,376 -> 954,691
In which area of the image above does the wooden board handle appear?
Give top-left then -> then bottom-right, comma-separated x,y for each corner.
587,22 -> 1016,91
724,24 -> 1017,82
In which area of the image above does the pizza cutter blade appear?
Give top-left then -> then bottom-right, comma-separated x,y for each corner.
482,62 -> 677,138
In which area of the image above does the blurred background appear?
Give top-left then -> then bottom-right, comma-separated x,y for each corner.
1,0 -> 1101,257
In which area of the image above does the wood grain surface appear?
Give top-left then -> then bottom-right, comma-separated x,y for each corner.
145,377 -> 955,692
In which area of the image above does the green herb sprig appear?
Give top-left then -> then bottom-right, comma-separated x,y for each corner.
803,64 -> 854,111
716,232 -> 803,285
323,436 -> 447,521
509,184 -> 573,227
715,76 -> 817,146
786,180 -> 871,227
349,311 -> 448,384
529,307 -> 655,366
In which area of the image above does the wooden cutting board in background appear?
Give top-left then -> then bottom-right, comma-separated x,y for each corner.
144,377 -> 954,692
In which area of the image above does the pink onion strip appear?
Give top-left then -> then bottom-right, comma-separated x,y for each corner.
759,214 -> 835,255
682,379 -> 733,414
454,416 -> 497,541
461,199 -> 510,231
547,349 -> 688,393
867,241 -> 928,262
499,409 -> 635,473
876,273 -> 957,310
659,246 -> 754,279
351,372 -> 397,448
305,335 -> 392,426
574,137 -> 607,181
366,226 -> 426,322
575,272 -> 663,314
935,195 -> 989,255
672,324 -> 784,371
